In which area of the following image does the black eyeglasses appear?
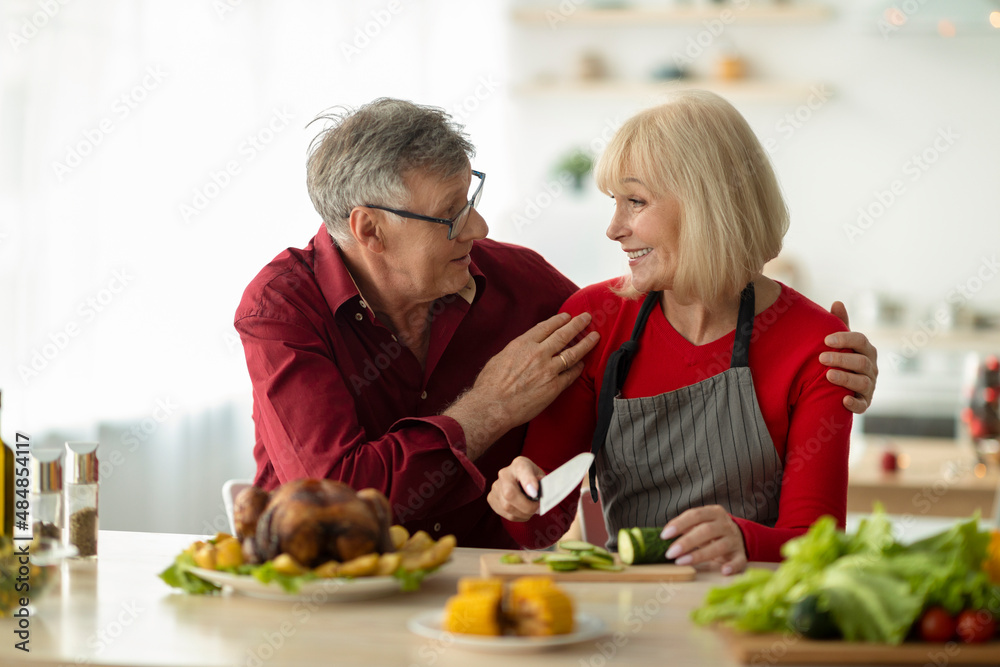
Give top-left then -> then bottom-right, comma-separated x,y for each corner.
364,170 -> 485,240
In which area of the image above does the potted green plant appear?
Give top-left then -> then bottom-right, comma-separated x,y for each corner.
555,149 -> 594,192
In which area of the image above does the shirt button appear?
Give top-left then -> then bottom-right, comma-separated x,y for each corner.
420,391 -> 427,399
359,299 -> 366,309
433,523 -> 441,533
355,313 -> 363,321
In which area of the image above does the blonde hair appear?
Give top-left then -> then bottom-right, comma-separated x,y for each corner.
595,90 -> 788,304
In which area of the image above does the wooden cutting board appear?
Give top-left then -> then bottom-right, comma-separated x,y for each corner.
479,552 -> 696,582
721,628 -> 1000,664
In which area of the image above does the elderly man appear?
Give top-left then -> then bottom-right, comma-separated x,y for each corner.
234,98 -> 877,549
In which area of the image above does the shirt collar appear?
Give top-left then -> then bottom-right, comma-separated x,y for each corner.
311,225 -> 483,318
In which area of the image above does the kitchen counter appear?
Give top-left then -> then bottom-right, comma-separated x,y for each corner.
0,531 -> 744,667
847,437 -> 999,521
2,528 -> 996,666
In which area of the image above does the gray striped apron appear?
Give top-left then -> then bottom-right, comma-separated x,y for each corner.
587,283 -> 782,549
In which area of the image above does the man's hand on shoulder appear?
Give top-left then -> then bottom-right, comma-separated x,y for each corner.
444,312 -> 600,459
821,300 -> 878,415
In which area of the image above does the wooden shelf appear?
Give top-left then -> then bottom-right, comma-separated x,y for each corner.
513,78 -> 832,105
512,4 -> 833,27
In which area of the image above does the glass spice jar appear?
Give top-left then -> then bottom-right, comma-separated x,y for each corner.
65,441 -> 99,558
30,448 -> 64,544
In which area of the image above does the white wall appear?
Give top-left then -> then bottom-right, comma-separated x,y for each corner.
2,0 -> 998,531
500,0 -> 1000,323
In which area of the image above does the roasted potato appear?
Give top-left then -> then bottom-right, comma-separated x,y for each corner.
271,553 -> 307,576
402,530 -> 434,553
192,543 -> 217,570
337,553 -> 379,577
313,561 -> 341,578
389,525 -> 409,550
417,535 -> 456,570
375,553 -> 402,576
215,537 -> 243,569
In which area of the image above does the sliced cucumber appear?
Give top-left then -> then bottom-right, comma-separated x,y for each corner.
579,552 -> 614,567
541,553 -> 582,572
557,540 -> 597,553
630,528 -> 648,562
547,560 -> 581,572
500,553 -> 524,565
540,553 -> 581,563
588,560 -> 624,572
618,529 -> 637,565
619,527 -> 676,565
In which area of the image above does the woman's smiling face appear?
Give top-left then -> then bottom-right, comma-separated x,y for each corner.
605,178 -> 682,294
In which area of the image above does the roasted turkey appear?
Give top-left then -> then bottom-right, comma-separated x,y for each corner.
234,479 -> 395,568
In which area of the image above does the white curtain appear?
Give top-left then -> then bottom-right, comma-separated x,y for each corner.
1,0 -> 509,532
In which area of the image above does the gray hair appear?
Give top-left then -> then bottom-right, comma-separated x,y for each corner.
306,98 -> 475,246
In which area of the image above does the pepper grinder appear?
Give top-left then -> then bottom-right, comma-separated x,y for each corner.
30,448 -> 65,544
65,441 -> 99,558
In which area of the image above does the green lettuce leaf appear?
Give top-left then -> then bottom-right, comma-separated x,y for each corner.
692,508 -> 1000,644
844,505 -> 899,559
161,549 -> 444,596
250,561 -> 317,593
690,568 -> 775,628
158,552 -> 221,595
393,566 -> 433,593
820,556 -> 923,644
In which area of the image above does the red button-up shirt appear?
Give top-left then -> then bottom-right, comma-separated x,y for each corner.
234,225 -> 578,548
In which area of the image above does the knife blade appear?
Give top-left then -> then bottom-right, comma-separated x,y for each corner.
538,452 -> 595,516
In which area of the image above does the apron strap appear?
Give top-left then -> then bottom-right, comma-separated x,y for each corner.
730,282 -> 756,368
588,290 -> 661,501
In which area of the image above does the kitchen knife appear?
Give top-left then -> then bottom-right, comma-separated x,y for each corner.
538,452 -> 595,516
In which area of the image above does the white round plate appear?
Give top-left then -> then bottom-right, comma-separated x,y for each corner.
188,565 -> 446,602
407,610 -> 608,653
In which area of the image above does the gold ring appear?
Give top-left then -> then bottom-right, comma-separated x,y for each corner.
558,353 -> 569,371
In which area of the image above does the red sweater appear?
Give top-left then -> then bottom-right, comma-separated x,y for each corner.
504,280 -> 853,562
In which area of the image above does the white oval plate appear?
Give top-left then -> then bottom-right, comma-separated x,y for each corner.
408,610 -> 608,653
188,565 -> 446,602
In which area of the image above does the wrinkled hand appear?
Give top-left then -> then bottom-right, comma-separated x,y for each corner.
660,505 -> 747,576
823,301 -> 878,415
488,456 -> 544,522
472,312 -> 599,432
444,312 -> 600,460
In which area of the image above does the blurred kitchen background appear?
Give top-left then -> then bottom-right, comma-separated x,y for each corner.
0,0 -> 998,534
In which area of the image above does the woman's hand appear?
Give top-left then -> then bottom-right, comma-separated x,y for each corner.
487,456 -> 545,522
823,301 -> 878,415
660,505 -> 747,575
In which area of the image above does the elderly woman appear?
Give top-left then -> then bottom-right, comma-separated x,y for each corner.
489,90 -> 859,573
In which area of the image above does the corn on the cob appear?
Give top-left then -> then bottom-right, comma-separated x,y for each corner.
457,577 -> 504,597
509,577 -> 575,636
442,591 -> 502,636
509,576 -> 555,597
